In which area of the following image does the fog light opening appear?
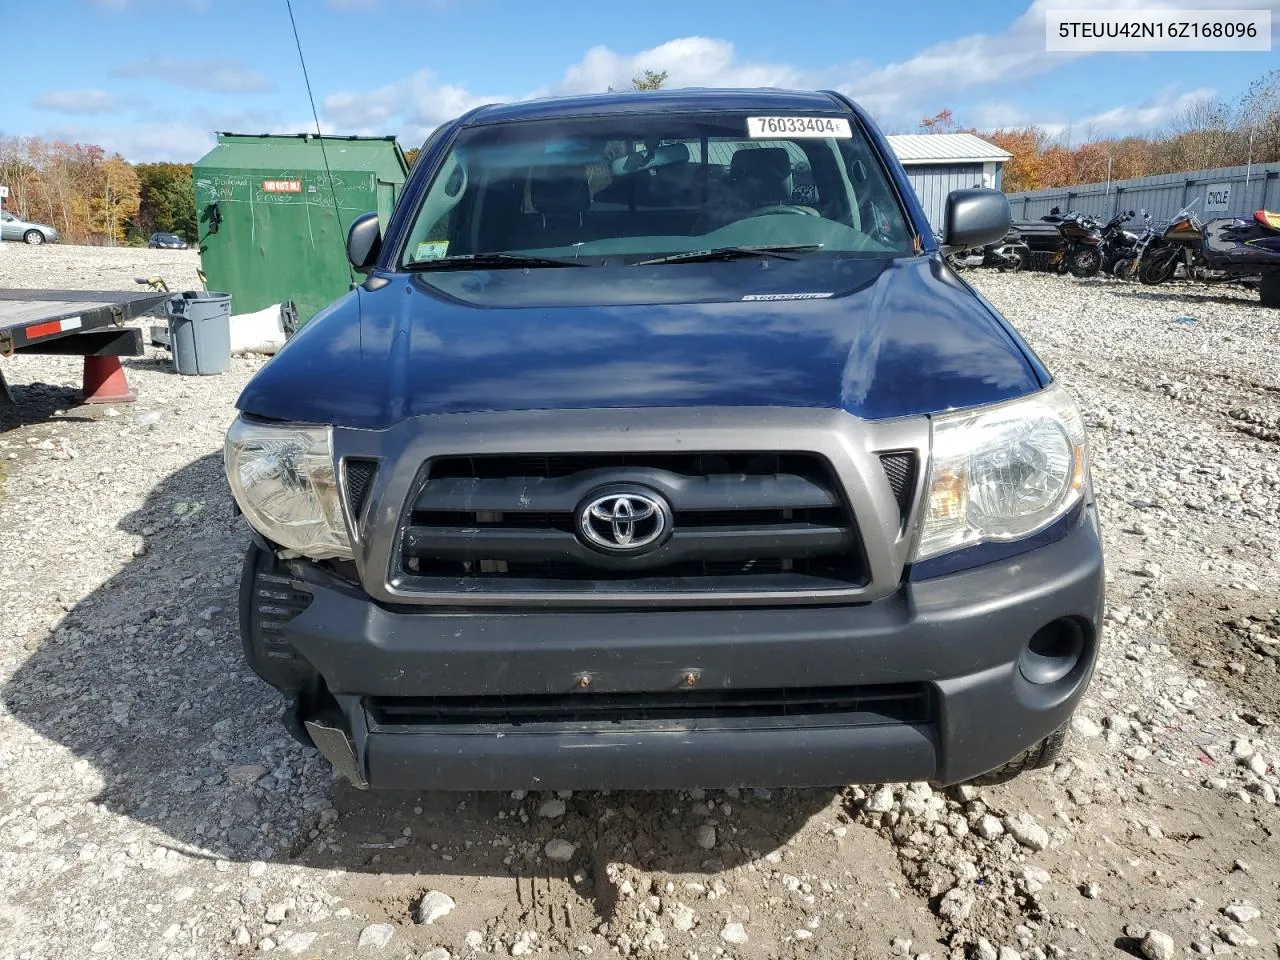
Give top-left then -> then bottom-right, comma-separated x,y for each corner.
1018,618 -> 1086,685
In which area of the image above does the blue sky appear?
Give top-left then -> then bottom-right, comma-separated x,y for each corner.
5,0 -> 1279,162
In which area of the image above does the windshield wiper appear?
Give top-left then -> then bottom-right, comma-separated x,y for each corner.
635,244 -> 823,266
405,252 -> 589,271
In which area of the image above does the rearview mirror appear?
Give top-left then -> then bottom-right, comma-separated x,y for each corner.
940,188 -> 1011,250
346,212 -> 382,274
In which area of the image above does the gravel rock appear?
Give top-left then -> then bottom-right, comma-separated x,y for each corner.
976,814 -> 1005,840
694,824 -> 717,849
228,763 -> 268,785
280,932 -> 317,954
264,899 -> 294,923
357,924 -> 395,950
1140,930 -> 1175,960
1219,925 -> 1257,947
938,887 -> 976,923
421,950 -> 452,960
1071,715 -> 1102,738
1223,903 -> 1261,923
545,839 -> 577,862
1005,815 -> 1050,851
865,785 -> 895,813
414,890 -> 457,925
666,901 -> 696,932
538,797 -> 567,819
720,922 -> 748,944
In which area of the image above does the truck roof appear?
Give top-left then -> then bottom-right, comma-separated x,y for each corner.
464,88 -> 849,126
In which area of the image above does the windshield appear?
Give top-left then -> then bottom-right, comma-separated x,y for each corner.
399,111 -> 914,268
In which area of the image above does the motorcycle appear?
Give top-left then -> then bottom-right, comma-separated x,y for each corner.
1099,209 -> 1143,276
1111,212 -> 1155,281
1049,212 -> 1105,277
941,227 -> 1029,273
987,227 -> 1030,271
1137,201 -> 1280,306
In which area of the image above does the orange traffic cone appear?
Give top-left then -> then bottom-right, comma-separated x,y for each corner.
81,356 -> 137,403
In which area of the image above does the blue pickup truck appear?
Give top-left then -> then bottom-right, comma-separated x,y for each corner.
223,88 -> 1104,792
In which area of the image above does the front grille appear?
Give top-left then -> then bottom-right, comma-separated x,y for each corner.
344,458 -> 378,521
393,452 -> 866,599
879,452 -> 918,522
367,683 -> 931,730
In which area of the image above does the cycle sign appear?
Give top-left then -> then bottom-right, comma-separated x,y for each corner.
1204,183 -> 1232,212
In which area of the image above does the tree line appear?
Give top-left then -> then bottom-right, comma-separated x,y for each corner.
925,69 -> 1280,194
0,136 -> 196,246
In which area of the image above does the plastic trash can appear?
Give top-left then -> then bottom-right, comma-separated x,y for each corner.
167,291 -> 232,375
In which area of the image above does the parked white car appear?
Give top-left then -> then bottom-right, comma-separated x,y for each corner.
0,211 -> 59,244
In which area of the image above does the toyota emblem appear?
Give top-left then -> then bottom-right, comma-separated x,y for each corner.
577,489 -> 670,553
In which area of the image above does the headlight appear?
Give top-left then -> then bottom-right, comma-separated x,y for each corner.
912,383 -> 1088,562
224,417 -> 352,559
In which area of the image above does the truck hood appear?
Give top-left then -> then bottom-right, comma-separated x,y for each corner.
236,256 -> 1044,429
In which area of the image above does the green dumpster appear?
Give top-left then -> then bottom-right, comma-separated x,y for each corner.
192,133 -> 409,325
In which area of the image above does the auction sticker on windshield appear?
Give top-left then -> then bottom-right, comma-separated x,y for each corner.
748,117 -> 852,138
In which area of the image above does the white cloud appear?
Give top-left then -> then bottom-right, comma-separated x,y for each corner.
1076,85 -> 1217,134
963,85 -> 1220,141
553,37 -> 802,95
111,56 -> 276,94
33,90 -> 122,115
322,70 -> 500,140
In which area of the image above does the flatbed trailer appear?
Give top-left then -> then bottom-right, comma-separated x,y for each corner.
0,289 -> 169,404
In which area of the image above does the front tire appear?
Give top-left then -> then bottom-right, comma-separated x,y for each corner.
1140,251 -> 1177,285
1261,270 -> 1280,308
1068,247 -> 1101,278
964,722 -> 1070,786
23,230 -> 44,245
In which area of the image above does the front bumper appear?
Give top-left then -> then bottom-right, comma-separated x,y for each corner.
244,509 -> 1104,790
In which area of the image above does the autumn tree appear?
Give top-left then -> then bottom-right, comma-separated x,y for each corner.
918,109 -> 955,132
986,128 -> 1048,192
93,156 -> 141,245
632,69 -> 668,91
0,137 -> 140,244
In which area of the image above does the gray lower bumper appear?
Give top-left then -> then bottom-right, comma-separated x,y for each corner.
255,509 -> 1105,789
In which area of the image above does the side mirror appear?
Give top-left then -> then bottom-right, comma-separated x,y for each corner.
940,188 -> 1010,250
346,212 -> 382,274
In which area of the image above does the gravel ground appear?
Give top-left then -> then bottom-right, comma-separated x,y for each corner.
2,247 -> 1279,960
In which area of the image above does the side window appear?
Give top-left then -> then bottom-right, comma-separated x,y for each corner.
403,152 -> 469,258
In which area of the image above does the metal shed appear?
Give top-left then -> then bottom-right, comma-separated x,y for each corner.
886,134 -> 1012,232
193,134 -> 409,324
